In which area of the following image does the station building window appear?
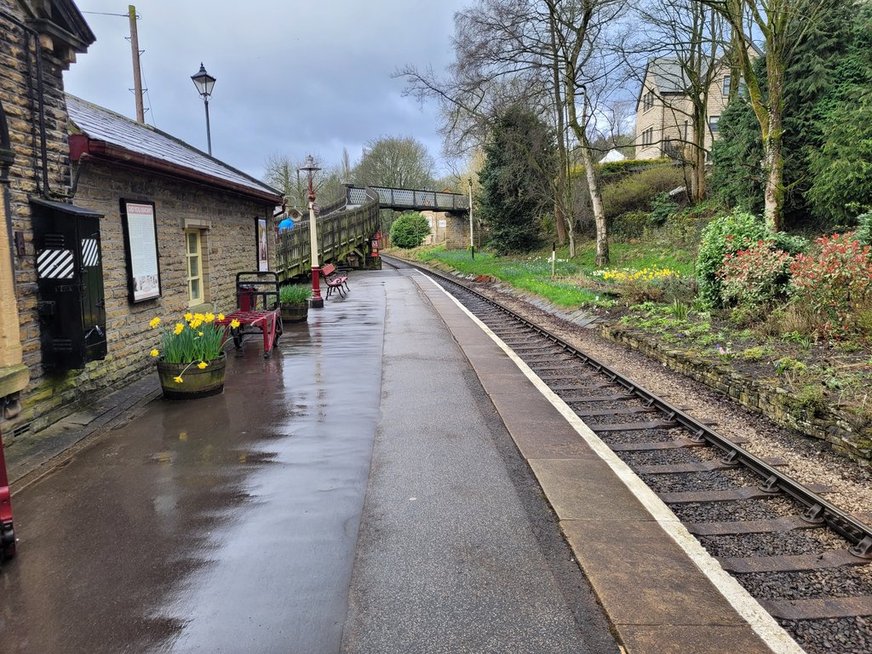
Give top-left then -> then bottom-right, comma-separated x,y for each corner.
186,229 -> 204,305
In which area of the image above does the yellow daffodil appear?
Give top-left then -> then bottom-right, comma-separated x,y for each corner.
173,375 -> 183,384
197,331 -> 204,337
184,312 -> 193,322
174,322 -> 185,335
197,361 -> 208,369
149,317 -> 161,329
194,313 -> 205,322
205,312 -> 215,322
150,349 -> 159,358
217,313 -> 225,321
230,319 -> 241,329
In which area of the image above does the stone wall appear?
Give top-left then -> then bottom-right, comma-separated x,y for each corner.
602,324 -> 871,465
0,0 -> 82,426
16,159 -> 273,433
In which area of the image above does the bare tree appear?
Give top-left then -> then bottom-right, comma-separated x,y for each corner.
397,1 -> 554,158
700,0 -> 826,230
353,137 -> 435,189
397,0 -> 628,263
264,154 -> 301,209
546,0 -> 628,266
265,154 -> 348,213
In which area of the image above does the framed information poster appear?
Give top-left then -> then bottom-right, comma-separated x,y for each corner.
256,217 -> 269,271
120,200 -> 161,302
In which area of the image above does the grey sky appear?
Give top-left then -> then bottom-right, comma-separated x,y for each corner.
65,1 -> 468,183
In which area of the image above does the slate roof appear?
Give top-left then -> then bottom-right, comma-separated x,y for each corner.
645,58 -> 691,95
67,95 -> 280,202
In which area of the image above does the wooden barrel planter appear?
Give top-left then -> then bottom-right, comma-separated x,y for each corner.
156,354 -> 226,399
281,302 -> 308,323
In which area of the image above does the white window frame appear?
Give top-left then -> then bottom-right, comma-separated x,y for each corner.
185,229 -> 204,305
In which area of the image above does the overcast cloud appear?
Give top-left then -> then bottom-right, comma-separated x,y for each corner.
65,1 -> 468,183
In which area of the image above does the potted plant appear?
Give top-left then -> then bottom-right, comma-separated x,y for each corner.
148,312 -> 238,399
279,284 -> 311,322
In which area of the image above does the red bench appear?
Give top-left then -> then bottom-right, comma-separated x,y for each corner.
320,263 -> 349,299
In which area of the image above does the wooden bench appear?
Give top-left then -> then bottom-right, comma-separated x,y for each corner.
320,263 -> 349,299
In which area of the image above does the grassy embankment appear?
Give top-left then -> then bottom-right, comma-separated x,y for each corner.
393,221 -> 872,443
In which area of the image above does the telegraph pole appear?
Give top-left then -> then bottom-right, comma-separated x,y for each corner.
128,5 -> 145,123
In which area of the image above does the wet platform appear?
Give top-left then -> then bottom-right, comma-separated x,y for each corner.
0,268 -> 797,653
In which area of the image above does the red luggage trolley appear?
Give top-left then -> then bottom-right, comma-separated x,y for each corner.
0,425 -> 15,561
217,272 -> 284,358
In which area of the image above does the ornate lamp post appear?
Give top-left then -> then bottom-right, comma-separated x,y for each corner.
299,155 -> 324,308
190,63 -> 216,155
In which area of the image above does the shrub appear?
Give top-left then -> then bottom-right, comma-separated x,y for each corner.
601,165 -> 686,220
611,211 -> 650,239
655,274 -> 698,304
719,241 -> 793,309
649,192 -> 679,227
390,211 -> 431,249
696,210 -> 770,308
789,232 -> 872,337
774,357 -> 807,375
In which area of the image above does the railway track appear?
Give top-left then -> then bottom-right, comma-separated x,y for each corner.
383,255 -> 872,653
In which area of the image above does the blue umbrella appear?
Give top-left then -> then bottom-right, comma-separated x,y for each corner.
278,218 -> 295,232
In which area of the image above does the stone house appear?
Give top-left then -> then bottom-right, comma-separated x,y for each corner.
1,0 -> 96,436
634,57 -> 731,160
1,0 -> 282,444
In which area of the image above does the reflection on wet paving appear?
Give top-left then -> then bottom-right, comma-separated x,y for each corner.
0,277 -> 387,654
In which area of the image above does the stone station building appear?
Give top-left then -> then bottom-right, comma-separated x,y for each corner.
1,0 -> 281,445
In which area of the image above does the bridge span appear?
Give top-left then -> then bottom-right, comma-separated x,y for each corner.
346,185 -> 468,213
275,185 -> 469,282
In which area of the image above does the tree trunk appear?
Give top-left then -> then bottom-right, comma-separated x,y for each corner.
763,129 -> 784,232
578,138 -> 608,266
763,63 -> 785,231
693,107 -> 707,202
549,16 -> 568,245
554,168 -> 568,245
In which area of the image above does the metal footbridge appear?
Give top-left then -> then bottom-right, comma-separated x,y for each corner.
275,185 -> 468,281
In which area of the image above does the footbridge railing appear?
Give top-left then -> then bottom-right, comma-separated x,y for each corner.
275,188 -> 381,281
346,185 -> 468,213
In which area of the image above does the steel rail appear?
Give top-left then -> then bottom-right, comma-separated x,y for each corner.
387,255 -> 872,557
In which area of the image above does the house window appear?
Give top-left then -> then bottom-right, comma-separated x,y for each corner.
642,90 -> 655,112
186,229 -> 204,305
641,127 -> 654,147
722,75 -> 731,96
709,115 -> 720,134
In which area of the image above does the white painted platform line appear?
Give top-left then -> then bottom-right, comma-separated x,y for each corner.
422,274 -> 803,654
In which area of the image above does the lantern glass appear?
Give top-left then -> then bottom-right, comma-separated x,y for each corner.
299,154 -> 321,174
191,63 -> 216,97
